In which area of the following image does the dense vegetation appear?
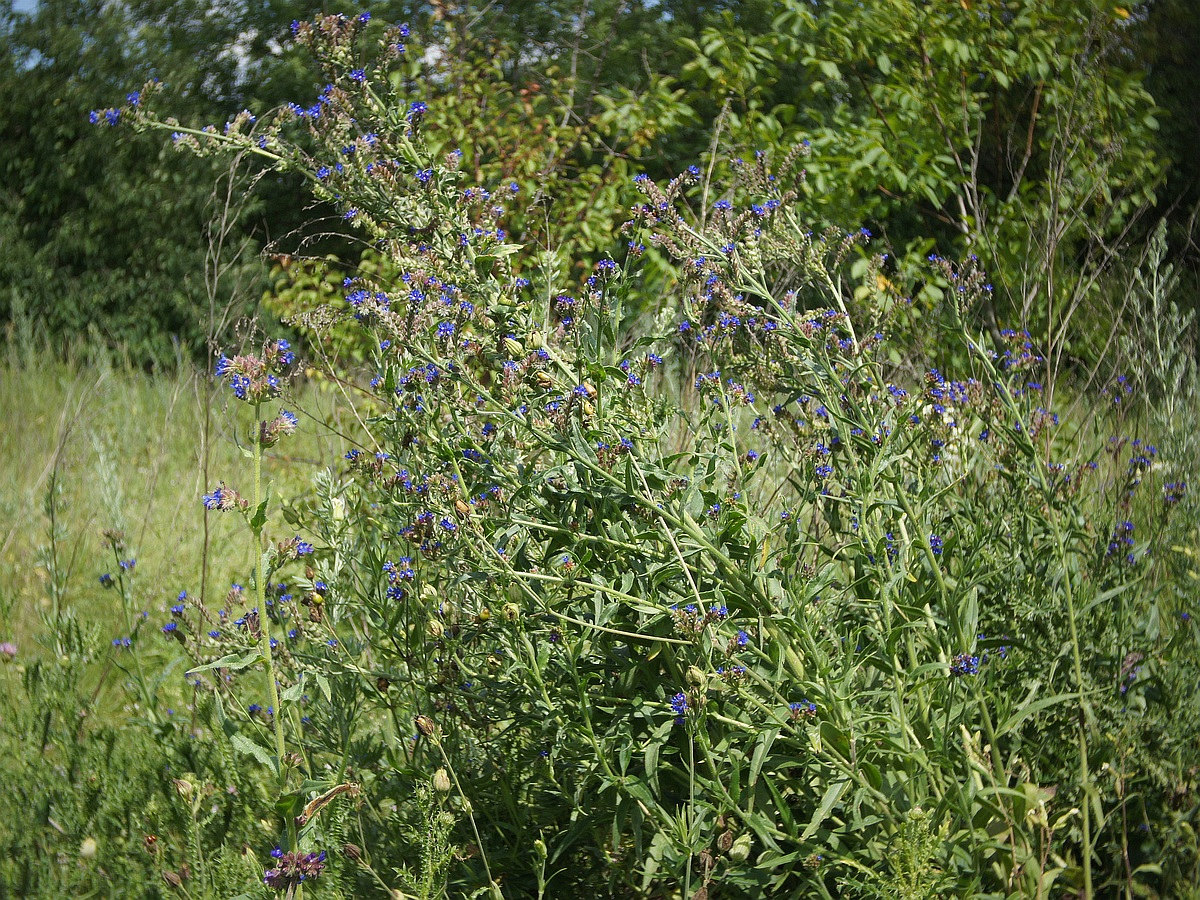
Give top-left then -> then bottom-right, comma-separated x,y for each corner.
2,2 -> 1199,898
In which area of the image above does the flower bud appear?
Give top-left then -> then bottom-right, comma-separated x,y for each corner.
501,602 -> 520,622
432,768 -> 452,793
428,619 -> 445,638
728,833 -> 752,863
173,778 -> 194,801
686,665 -> 706,687
80,837 -> 98,859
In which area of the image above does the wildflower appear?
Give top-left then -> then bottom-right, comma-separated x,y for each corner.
790,700 -> 817,720
214,342 -> 291,403
0,642 -> 17,660
203,483 -> 244,511
949,653 -> 979,677
670,691 -> 689,724
929,534 -> 944,555
261,411 -> 299,446
263,849 -> 327,890
99,573 -> 115,588
278,536 -> 315,559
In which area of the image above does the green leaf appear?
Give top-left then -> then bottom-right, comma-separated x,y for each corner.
187,649 -> 261,674
230,733 -> 278,774
281,673 -> 305,702
801,780 -> 847,841
249,499 -> 268,531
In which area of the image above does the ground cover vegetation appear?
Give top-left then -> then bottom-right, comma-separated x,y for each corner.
2,1 -> 1200,898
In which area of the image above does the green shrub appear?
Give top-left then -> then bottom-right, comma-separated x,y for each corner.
45,12 -> 1200,898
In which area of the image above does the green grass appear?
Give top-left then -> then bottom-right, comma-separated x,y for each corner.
0,345 -> 347,687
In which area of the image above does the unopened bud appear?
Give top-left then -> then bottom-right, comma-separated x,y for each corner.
432,768 -> 452,793
686,665 -> 705,687
80,837 -> 98,859
343,842 -> 363,862
729,833 -> 752,863
173,778 -> 194,801
501,602 -> 520,622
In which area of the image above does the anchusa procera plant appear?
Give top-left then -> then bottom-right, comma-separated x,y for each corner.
97,12 -> 1200,898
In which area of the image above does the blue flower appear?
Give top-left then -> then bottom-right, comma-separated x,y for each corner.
670,692 -> 689,724
790,700 -> 817,720
949,653 -> 979,677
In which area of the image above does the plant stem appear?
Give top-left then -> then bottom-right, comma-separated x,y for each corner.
252,403 -> 290,844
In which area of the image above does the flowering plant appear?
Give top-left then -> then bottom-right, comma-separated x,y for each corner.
95,12 -> 1199,898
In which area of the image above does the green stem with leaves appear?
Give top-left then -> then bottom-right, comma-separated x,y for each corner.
252,403 -> 290,846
